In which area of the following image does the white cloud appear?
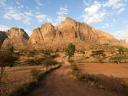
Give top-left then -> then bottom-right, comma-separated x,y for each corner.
111,26 -> 128,41
83,2 -> 106,24
4,8 -> 33,25
36,14 -> 47,22
105,0 -> 124,9
82,0 -> 125,24
0,25 -> 10,31
46,17 -> 53,23
117,7 -> 125,14
56,6 -> 68,23
112,31 -> 128,41
102,23 -> 112,29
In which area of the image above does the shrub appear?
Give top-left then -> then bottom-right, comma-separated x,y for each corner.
27,58 -> 44,65
31,69 -> 42,81
65,43 -> 75,61
0,49 -> 18,83
91,50 -> 106,63
42,58 -> 58,70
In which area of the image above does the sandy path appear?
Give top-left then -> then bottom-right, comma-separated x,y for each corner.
25,58 -> 122,96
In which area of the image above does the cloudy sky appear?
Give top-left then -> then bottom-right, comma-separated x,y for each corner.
0,0 -> 128,41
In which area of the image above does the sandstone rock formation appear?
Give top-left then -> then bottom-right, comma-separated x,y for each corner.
28,17 -> 125,51
0,31 -> 7,47
2,27 -> 29,49
1,17 -> 126,51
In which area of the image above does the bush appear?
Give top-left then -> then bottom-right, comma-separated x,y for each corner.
65,43 -> 75,61
42,58 -> 58,70
31,69 -> 42,81
0,50 -> 18,83
27,58 -> 44,65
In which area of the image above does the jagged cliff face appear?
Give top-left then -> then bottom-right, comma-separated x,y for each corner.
0,31 -> 7,47
2,27 -> 29,49
1,18 -> 126,51
28,18 -> 123,50
28,23 -> 57,49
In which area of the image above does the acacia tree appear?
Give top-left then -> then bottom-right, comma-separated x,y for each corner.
91,50 -> 106,63
0,46 -> 18,83
110,54 -> 126,64
110,47 -> 127,64
118,47 -> 125,55
65,43 -> 75,61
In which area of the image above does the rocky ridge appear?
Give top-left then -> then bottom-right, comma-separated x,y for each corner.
1,18 -> 127,50
2,27 -> 29,49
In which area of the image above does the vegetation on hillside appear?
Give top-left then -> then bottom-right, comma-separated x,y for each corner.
0,46 -> 18,83
65,43 -> 75,61
91,50 -> 106,63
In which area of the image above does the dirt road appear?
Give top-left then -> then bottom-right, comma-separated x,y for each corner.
26,63 -> 122,96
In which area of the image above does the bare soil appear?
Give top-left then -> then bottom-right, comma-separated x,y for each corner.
77,63 -> 128,79
26,64 -> 124,96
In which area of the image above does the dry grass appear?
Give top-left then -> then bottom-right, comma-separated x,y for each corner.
0,66 -> 44,96
76,63 -> 128,79
71,64 -> 128,95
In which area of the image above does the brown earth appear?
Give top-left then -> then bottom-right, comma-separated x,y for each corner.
25,59 -> 124,96
77,63 -> 128,79
0,65 -> 44,95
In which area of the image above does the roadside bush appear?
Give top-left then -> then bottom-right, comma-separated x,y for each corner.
27,58 -> 44,65
31,69 -> 42,81
42,58 -> 58,70
0,50 -> 18,83
70,64 -> 128,95
70,64 -> 85,80
65,43 -> 75,61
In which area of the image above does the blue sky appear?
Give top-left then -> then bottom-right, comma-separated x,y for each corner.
0,0 -> 128,41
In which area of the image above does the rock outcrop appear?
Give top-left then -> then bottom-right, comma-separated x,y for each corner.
28,17 -> 124,51
2,27 -> 29,49
0,31 -> 7,47
28,23 -> 56,49
1,17 -> 126,51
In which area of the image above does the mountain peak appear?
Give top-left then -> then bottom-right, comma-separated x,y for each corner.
7,27 -> 29,39
1,27 -> 29,49
1,18 -> 127,50
64,17 -> 76,22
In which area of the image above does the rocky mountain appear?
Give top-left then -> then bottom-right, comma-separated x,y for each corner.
0,31 -> 7,47
28,17 -> 126,51
2,27 -> 29,49
0,17 -> 127,50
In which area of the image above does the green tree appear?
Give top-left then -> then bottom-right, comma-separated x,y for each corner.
91,50 -> 106,63
65,43 -> 75,61
110,47 -> 127,64
110,54 -> 125,64
118,47 -> 124,55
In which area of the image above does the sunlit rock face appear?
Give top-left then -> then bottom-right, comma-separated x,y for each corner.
28,17 -> 125,51
1,18 -> 126,51
2,27 -> 29,49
